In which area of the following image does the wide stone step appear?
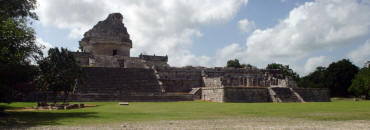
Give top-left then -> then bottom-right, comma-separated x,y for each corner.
271,87 -> 301,102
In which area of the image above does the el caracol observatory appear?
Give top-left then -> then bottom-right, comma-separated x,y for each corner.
69,13 -> 330,103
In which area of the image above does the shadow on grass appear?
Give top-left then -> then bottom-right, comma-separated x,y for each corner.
0,110 -> 98,128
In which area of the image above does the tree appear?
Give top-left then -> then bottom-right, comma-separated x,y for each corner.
37,48 -> 83,104
348,67 -> 370,99
266,63 -> 299,81
227,59 -> 242,68
325,59 -> 359,97
0,0 -> 38,20
0,0 -> 41,103
298,66 -> 327,88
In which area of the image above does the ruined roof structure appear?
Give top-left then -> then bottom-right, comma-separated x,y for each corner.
80,13 -> 132,46
79,13 -> 133,57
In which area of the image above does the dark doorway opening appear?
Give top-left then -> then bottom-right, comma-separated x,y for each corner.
113,49 -> 117,56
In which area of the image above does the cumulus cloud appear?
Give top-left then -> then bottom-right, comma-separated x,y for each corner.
36,0 -> 248,66
245,0 -> 370,61
238,19 -> 256,33
217,0 -> 370,75
347,40 -> 370,66
214,43 -> 243,66
303,56 -> 330,75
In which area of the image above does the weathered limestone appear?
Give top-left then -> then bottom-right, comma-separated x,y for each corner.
80,13 -> 132,56
75,13 -> 169,68
202,87 -> 224,102
68,13 -> 330,103
202,68 -> 294,88
292,88 -> 330,102
202,87 -> 330,103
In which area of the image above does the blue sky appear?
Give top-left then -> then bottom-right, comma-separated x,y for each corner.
192,0 -> 310,56
33,0 -> 370,76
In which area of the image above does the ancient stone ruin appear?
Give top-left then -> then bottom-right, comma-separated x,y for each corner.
71,13 -> 330,103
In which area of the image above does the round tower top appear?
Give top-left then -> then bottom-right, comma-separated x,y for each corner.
79,13 -> 132,48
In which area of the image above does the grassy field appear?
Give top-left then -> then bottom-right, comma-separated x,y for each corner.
1,100 -> 370,127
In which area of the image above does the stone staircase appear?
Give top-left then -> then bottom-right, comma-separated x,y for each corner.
269,87 -> 303,103
268,87 -> 281,103
189,88 -> 201,95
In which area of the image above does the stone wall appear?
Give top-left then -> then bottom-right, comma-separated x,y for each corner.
201,87 -> 224,102
78,67 -> 162,96
202,68 -> 290,88
292,88 -> 330,102
91,55 -> 127,67
72,52 -> 91,66
224,87 -> 271,102
156,67 -> 203,92
201,87 -> 271,103
123,57 -> 149,68
203,77 -> 222,87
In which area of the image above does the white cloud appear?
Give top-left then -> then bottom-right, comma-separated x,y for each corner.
214,43 -> 243,66
347,40 -> 370,66
36,38 -> 53,56
245,0 -> 370,61
36,0 -> 248,66
303,56 -> 330,75
216,0 -> 370,75
238,19 -> 256,33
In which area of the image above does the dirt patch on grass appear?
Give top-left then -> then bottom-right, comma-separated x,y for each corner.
11,117 -> 370,130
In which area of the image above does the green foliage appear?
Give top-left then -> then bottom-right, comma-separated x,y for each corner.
299,59 -> 359,97
298,66 -> 327,88
0,0 -> 40,103
226,59 -> 242,68
348,67 -> 370,99
0,0 -> 38,20
325,59 -> 359,97
36,48 -> 83,103
226,59 -> 255,69
266,63 -> 300,81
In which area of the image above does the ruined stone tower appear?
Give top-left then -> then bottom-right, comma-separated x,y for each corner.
70,13 -> 329,103
74,13 -> 168,68
79,13 -> 132,56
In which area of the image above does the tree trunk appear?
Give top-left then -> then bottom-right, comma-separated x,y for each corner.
63,91 -> 68,104
53,91 -> 57,105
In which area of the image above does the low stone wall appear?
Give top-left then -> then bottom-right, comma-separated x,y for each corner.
203,77 -> 222,87
160,80 -> 202,92
292,88 -> 330,102
157,67 -> 203,92
78,67 -> 162,95
202,87 -> 224,102
224,87 -> 271,102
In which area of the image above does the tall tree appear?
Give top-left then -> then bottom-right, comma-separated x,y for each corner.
266,63 -> 299,81
348,67 -> 370,99
0,0 -> 41,103
298,66 -> 327,88
325,59 -> 359,97
226,59 -> 242,68
37,48 -> 83,104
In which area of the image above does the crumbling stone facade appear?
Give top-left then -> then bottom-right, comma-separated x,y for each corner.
75,13 -> 169,68
71,13 -> 330,102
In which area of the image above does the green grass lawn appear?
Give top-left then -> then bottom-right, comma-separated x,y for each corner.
1,100 -> 370,127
